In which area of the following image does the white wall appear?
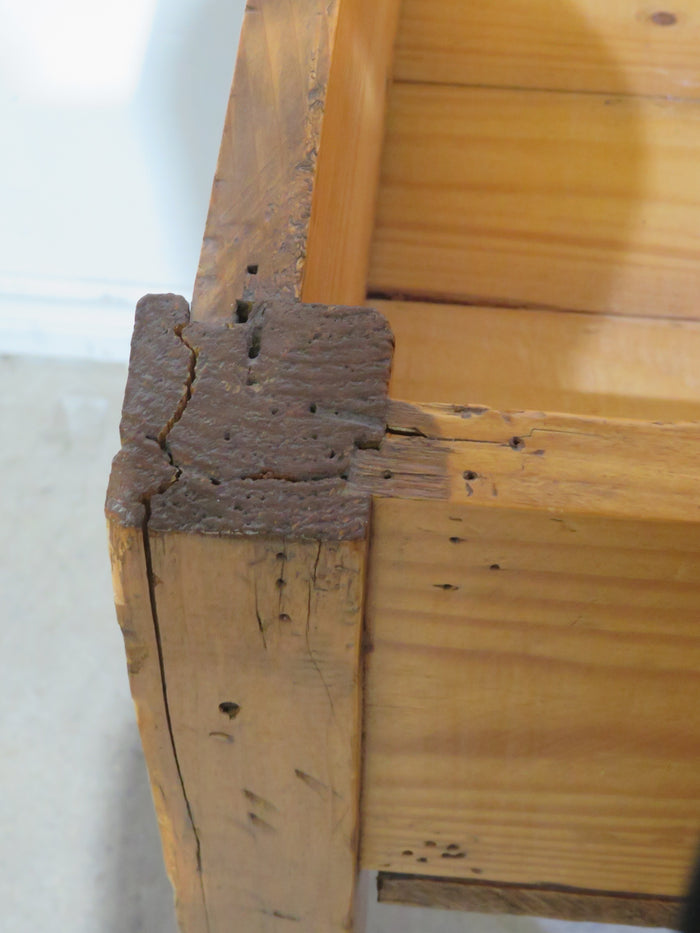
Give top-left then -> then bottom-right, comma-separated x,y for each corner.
0,0 -> 246,361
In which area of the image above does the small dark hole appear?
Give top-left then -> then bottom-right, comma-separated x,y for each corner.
417,857 -> 428,863
270,408 -> 279,415
434,583 -> 459,591
509,436 -> 524,450
340,471 -> 349,480
210,477 -> 221,486
276,552 -> 285,560
490,563 -> 500,571
463,470 -> 478,481
446,844 -> 460,851
276,578 -> 286,589
328,450 -> 336,459
279,613 -> 291,623
309,403 -> 317,413
224,431 -> 231,441
219,701 -> 240,719
449,536 -> 463,544
248,331 -> 262,359
402,850 -> 413,856
650,11 -> 677,25
246,263 -> 259,274
235,300 -> 251,323
382,470 -> 393,480
471,867 -> 483,875
311,433 -> 318,441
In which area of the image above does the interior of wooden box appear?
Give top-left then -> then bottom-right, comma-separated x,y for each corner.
362,0 -> 700,421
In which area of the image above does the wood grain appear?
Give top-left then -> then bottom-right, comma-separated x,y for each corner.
350,400 -> 700,524
378,298 -> 700,421
368,84 -> 700,318
377,873 -> 682,928
361,496 -> 700,895
394,0 -> 700,97
193,0 -> 341,319
106,296 -> 393,930
150,531 -> 367,932
301,0 -> 401,305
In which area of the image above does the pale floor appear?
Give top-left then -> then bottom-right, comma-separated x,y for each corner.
0,354 -> 668,933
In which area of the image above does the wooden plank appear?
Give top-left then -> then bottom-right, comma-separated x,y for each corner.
193,0 -> 342,318
377,873 -> 682,928
193,0 -> 400,320
361,496 -> 700,895
350,401 -> 700,896
106,295 -> 394,931
394,0 -> 700,97
301,0 -> 401,305
368,84 -> 700,318
377,298 -> 700,422
350,400 -> 700,524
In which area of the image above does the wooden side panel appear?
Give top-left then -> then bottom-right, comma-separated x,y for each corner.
150,532 -> 367,932
368,84 -> 700,318
193,0 -> 341,318
379,299 -> 700,421
377,873 -> 682,928
301,0 -> 401,305
361,497 -> 700,896
394,0 -> 700,97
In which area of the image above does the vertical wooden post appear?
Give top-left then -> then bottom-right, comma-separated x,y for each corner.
106,295 -> 393,931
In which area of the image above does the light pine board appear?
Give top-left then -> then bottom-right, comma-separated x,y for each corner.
368,84 -> 700,318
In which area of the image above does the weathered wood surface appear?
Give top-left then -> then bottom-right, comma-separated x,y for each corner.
377,873 -> 682,928
106,295 -> 394,931
394,0 -> 700,96
369,84 -> 700,318
354,401 -> 700,896
193,0 -> 399,320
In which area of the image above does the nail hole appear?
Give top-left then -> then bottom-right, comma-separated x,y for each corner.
219,701 -> 240,719
449,537 -> 463,544
248,331 -> 262,359
382,470 -> 393,479
270,407 -> 279,415
463,470 -> 478,481
279,613 -> 291,623
328,450 -> 336,459
446,844 -> 460,851
402,850 -> 413,856
433,583 -> 459,591
417,857 -> 428,863
490,563 -> 500,571
276,578 -> 286,588
246,263 -> 259,274
235,300 -> 251,323
224,431 -> 231,441
210,477 -> 221,486
309,403 -> 317,413
276,552 -> 285,560
650,11 -> 677,25
509,436 -> 524,450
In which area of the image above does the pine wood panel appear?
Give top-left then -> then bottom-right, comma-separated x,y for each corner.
394,0 -> 700,97
368,84 -> 700,318
376,299 -> 700,421
361,496 -> 700,895
150,532 -> 367,932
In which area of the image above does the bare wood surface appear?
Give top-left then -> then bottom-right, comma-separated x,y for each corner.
369,84 -> 700,318
193,0 -> 400,319
106,295 -> 393,931
192,0 -> 341,319
394,0 -> 700,97
361,494 -> 700,895
377,873 -> 682,928
301,0 -> 401,305
349,400 -> 700,524
378,298 -> 700,421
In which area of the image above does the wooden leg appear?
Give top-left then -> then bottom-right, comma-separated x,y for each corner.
106,295 -> 393,931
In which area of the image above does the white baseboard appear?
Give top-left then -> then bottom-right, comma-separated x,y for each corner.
0,275 -> 191,362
